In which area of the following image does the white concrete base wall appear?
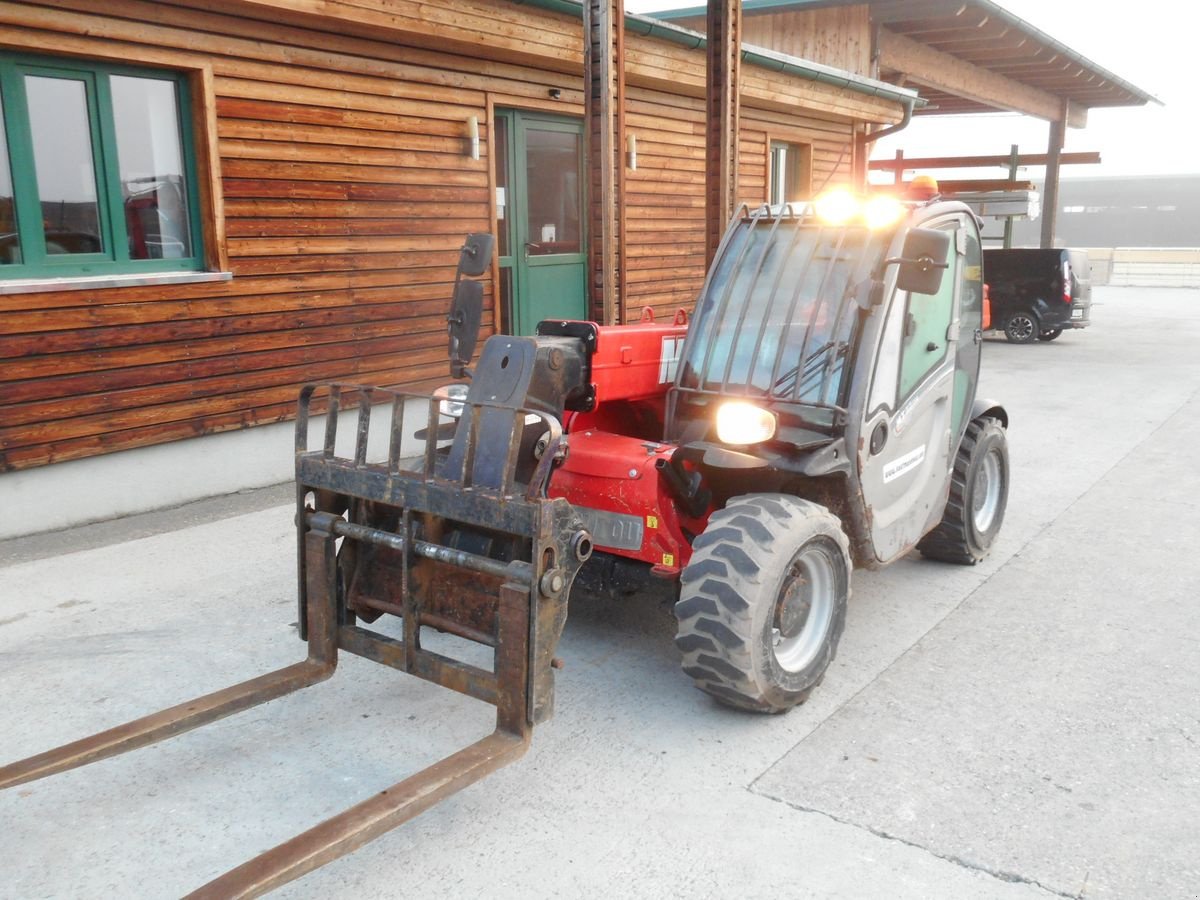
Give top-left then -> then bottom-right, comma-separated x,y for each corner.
0,418 -> 297,540
1082,248 -> 1200,287
0,398 -> 424,540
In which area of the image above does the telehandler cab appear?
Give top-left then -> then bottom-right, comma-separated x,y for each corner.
0,190 -> 1009,895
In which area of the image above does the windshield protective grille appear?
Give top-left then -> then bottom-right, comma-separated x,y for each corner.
676,206 -> 887,410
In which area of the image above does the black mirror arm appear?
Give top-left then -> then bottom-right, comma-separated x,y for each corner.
883,255 -> 950,272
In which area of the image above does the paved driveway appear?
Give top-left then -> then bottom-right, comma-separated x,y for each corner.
1,286 -> 1197,899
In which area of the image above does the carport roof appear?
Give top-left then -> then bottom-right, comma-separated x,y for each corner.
653,0 -> 1158,115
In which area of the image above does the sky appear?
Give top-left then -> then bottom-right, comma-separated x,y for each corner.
624,1 -> 1194,179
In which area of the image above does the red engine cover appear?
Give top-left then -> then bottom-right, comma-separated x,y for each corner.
586,308 -> 688,408
546,309 -> 705,573
550,429 -> 706,574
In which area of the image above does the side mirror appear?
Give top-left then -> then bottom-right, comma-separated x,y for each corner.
457,233 -> 494,277
448,279 -> 483,379
446,233 -> 494,378
892,227 -> 951,296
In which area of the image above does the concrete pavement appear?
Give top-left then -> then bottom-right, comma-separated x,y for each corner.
0,286 -> 1197,899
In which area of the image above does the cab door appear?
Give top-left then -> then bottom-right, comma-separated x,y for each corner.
858,215 -> 967,564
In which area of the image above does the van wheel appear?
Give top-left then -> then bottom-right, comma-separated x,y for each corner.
674,495 -> 850,714
1003,311 -> 1038,344
1038,328 -> 1063,342
919,418 -> 1009,565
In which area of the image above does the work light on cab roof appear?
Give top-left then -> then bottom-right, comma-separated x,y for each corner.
811,188 -> 908,230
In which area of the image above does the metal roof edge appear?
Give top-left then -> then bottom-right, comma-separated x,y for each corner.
651,0 -> 820,17
508,0 -> 922,109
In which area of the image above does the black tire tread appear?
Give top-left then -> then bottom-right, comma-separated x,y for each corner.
918,417 -> 1007,565
674,494 -> 850,714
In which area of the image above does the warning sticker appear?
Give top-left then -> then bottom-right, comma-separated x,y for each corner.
659,336 -> 684,383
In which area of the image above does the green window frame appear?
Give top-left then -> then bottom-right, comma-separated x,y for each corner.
0,53 -> 205,278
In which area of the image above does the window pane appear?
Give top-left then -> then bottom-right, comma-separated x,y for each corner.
0,91 -> 19,264
679,220 -> 883,405
525,126 -> 580,255
25,75 -> 103,255
494,116 -> 510,257
899,229 -> 957,398
769,144 -> 786,206
111,75 -> 192,259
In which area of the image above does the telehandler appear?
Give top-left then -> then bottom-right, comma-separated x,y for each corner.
0,187 -> 1009,895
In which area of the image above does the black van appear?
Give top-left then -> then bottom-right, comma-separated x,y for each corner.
983,248 -> 1092,343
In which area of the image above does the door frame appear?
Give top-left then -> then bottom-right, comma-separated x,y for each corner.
492,106 -> 587,336
857,212 -> 967,564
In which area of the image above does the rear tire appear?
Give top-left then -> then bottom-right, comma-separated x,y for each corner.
1004,311 -> 1038,344
1038,328 -> 1063,342
918,417 -> 1009,564
674,495 -> 850,714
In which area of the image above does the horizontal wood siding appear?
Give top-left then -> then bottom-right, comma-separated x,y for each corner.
673,6 -> 871,77
0,0 -> 893,469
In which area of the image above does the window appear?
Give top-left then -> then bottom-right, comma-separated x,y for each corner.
0,54 -> 204,277
898,224 -> 958,399
769,140 -> 812,206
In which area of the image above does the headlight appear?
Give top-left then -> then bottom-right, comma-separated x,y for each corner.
715,401 -> 777,445
433,382 -> 469,418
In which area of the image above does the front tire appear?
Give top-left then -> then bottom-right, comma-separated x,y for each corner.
918,417 -> 1009,564
674,495 -> 850,714
1004,311 -> 1039,344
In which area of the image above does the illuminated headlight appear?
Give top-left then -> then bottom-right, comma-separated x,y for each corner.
716,401 -> 777,445
433,383 -> 469,418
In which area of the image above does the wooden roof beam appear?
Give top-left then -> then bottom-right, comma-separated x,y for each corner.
869,151 -> 1100,170
879,30 -> 1087,127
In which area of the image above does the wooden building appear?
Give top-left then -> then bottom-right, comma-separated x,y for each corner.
0,0 -> 917,482
0,0 -> 1153,536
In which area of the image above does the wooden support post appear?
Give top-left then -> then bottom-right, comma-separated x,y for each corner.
1003,143 -> 1019,249
705,0 -> 740,267
584,0 -> 624,325
1041,111 -> 1066,249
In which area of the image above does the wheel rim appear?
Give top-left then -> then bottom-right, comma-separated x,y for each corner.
972,449 -> 1003,533
1008,315 -> 1035,340
771,546 -> 836,673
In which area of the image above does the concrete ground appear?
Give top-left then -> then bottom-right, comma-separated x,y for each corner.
1,286 -> 1198,900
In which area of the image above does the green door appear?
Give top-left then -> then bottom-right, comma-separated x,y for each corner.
494,110 -> 587,335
